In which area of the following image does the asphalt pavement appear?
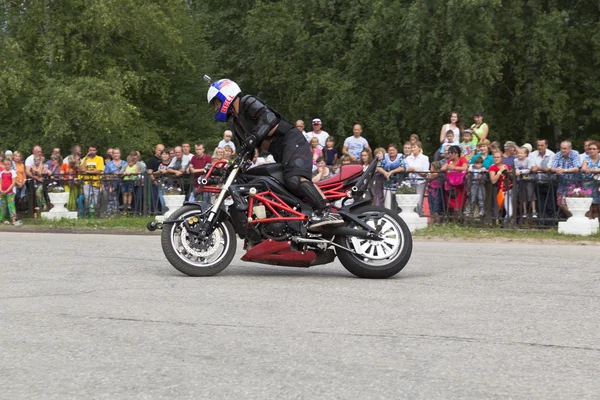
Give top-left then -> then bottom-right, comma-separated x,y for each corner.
1,232 -> 599,399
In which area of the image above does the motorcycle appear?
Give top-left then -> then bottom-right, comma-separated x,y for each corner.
148,151 -> 413,279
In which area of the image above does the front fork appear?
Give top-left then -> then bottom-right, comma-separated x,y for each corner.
196,166 -> 240,237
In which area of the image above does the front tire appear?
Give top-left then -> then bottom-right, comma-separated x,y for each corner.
161,205 -> 236,277
334,205 -> 412,279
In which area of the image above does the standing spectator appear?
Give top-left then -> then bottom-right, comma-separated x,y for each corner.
63,145 -> 82,165
470,112 -> 489,144
181,142 -> 194,164
147,143 -> 165,213
582,140 -> 600,219
372,147 -> 386,207
30,155 -> 47,213
514,147 -> 536,219
405,141 -> 430,215
551,140 -> 581,218
60,155 -> 81,212
104,148 -> 125,216
469,139 -> 494,168
324,137 -> 338,166
529,139 -> 556,223
459,130 -> 477,161
502,141 -> 518,168
80,145 -> 104,214
153,150 -> 172,212
168,147 -> 175,159
489,151 -> 513,221
121,155 -> 139,212
376,144 -> 405,210
223,145 -> 234,163
296,120 -> 310,142
580,139 -> 593,163
465,157 -> 487,217
25,145 -> 43,168
167,146 -> 189,177
43,155 -> 62,185
342,124 -> 370,162
45,148 -> 62,168
0,158 -> 21,225
402,141 -> 412,158
307,118 -> 329,150
310,138 -> 322,170
12,151 -> 26,202
312,157 -> 333,182
212,147 -> 225,163
359,150 -> 373,171
426,161 -> 444,222
218,130 -> 236,152
189,143 -> 213,202
4,150 -> 14,168
439,112 -> 462,145
441,145 -> 468,216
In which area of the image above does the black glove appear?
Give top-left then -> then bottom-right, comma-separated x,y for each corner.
239,134 -> 257,155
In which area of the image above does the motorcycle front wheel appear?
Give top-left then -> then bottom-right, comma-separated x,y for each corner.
161,205 -> 237,277
334,205 -> 412,279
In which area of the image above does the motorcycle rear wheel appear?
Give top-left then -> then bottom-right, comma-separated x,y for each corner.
334,205 -> 412,279
161,205 -> 236,277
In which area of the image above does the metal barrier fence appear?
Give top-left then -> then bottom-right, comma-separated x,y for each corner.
393,171 -> 600,228
17,173 -> 196,219
12,170 -> 600,229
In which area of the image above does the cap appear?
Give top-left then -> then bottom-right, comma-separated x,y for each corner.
523,143 -> 533,152
4,150 -> 13,156
463,129 -> 473,134
504,141 -> 517,148
312,118 -> 322,125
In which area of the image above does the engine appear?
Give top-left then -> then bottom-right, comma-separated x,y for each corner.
261,221 -> 288,238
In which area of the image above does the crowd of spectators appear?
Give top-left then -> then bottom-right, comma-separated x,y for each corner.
1,112 -> 599,226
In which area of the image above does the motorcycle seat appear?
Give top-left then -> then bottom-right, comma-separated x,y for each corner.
245,163 -> 285,184
316,165 -> 364,186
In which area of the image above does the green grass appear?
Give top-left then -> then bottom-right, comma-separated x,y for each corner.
0,216 -> 155,232
413,223 -> 600,242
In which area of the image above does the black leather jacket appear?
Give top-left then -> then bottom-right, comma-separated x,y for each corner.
231,95 -> 290,147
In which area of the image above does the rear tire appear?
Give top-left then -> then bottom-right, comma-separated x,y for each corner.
334,205 -> 412,279
161,205 -> 236,277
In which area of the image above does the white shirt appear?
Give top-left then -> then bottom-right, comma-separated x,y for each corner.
182,153 -> 194,164
25,154 -> 36,168
405,153 -> 430,184
343,136 -> 370,159
306,130 -> 329,150
218,139 -> 236,151
529,149 -> 555,181
301,130 -> 311,142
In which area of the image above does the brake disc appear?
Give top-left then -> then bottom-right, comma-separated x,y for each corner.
180,227 -> 222,258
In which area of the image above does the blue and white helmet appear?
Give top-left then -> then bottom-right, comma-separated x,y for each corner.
207,79 -> 242,122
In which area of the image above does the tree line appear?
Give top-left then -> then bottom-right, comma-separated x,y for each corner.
1,0 -> 598,157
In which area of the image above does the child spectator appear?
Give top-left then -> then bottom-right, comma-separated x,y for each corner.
212,147 -> 225,163
514,146 -> 537,219
121,155 -> 139,211
324,137 -> 338,166
0,159 -> 21,225
12,151 -> 26,202
218,130 -> 236,152
439,130 -> 456,159
459,130 -> 477,161
223,145 -> 234,163
426,161 -> 444,222
489,151 -> 513,220
310,137 -> 322,170
465,157 -> 487,217
371,147 -> 387,206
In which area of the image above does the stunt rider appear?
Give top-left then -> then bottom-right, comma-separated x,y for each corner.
207,78 -> 344,231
